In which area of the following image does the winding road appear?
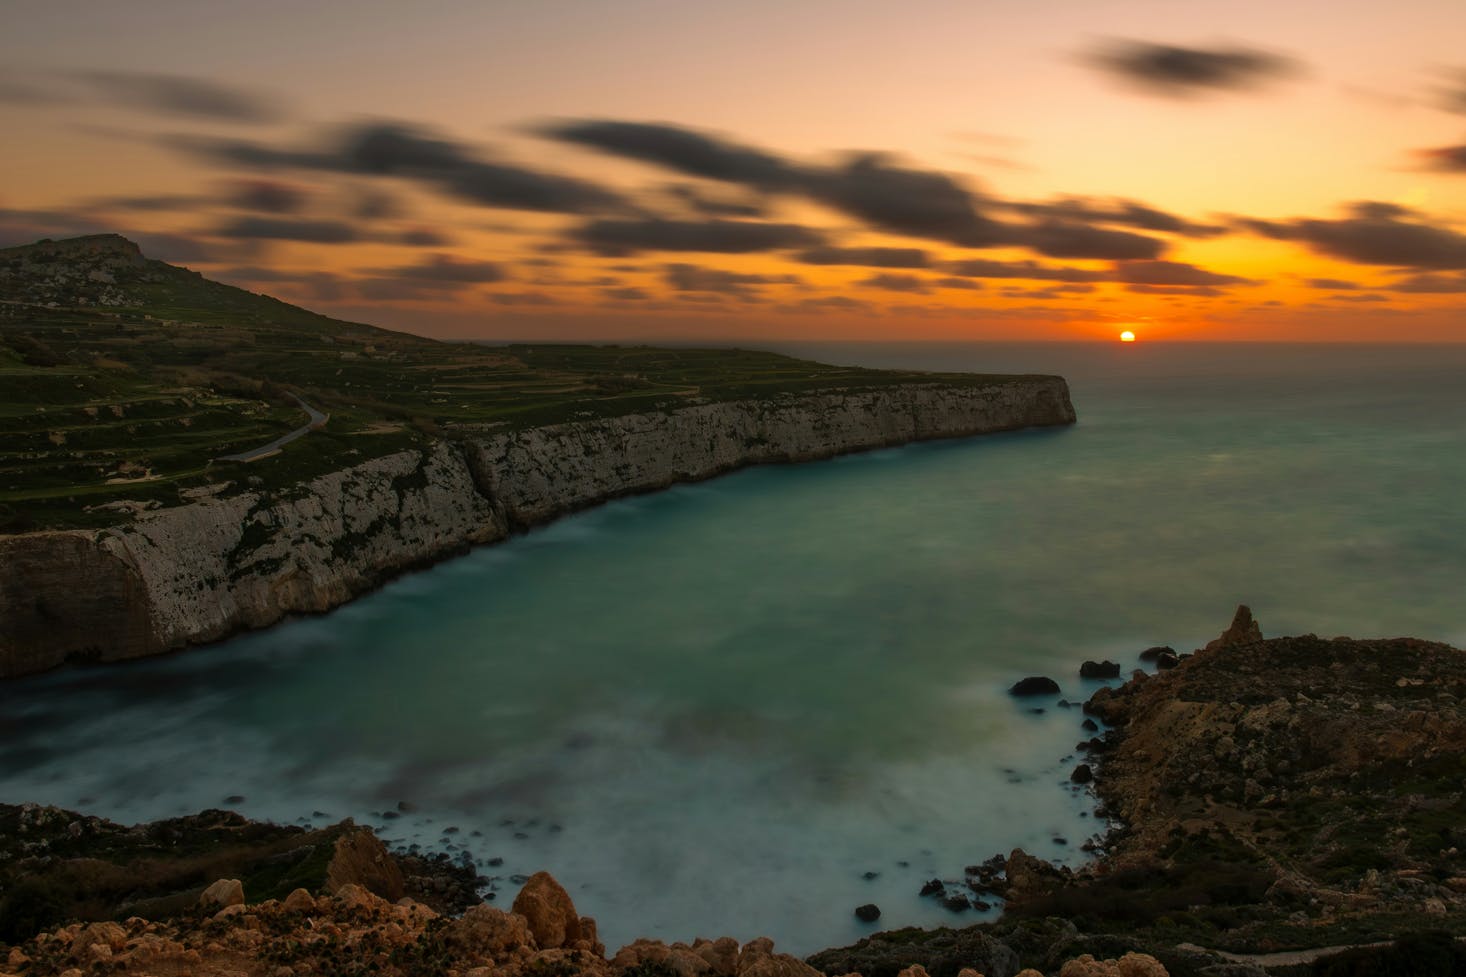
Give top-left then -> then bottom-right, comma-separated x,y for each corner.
218,393 -> 329,463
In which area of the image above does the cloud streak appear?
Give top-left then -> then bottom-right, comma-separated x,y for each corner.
1084,39 -> 1300,97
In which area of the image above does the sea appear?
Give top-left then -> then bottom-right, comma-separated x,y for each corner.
3,342 -> 1466,954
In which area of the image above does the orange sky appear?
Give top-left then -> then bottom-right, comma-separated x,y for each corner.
2,0 -> 1464,341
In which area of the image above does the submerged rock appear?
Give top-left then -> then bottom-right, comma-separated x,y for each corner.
1010,676 -> 1060,696
1079,660 -> 1121,679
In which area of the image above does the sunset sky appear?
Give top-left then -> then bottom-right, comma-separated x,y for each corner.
2,0 -> 1464,341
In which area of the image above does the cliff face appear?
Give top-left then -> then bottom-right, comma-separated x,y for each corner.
0,380 -> 1074,677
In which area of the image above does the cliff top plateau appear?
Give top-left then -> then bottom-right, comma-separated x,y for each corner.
0,234 -> 1058,532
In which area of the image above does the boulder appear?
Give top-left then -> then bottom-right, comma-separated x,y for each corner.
326,827 -> 405,902
854,903 -> 881,922
1137,646 -> 1175,663
1010,676 -> 1060,696
511,871 -> 581,950
919,878 -> 945,896
1070,763 -> 1094,784
282,888 -> 316,913
445,904 -> 533,957
736,937 -> 823,977
198,878 -> 244,909
1203,605 -> 1263,653
1079,660 -> 1121,679
693,937 -> 741,977
1154,651 -> 1180,670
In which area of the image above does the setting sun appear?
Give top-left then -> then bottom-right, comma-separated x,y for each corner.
1120,330 -> 1137,343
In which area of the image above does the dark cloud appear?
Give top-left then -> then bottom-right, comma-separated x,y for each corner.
1388,273 -> 1466,293
1111,259 -> 1254,286
933,277 -> 983,290
858,273 -> 931,294
172,122 -> 629,215
544,119 -> 800,188
86,193 -> 209,214
355,278 -> 456,301
805,153 -> 1005,247
545,120 -> 1012,247
352,188 -> 406,220
940,258 -> 1107,282
1417,143 -> 1466,173
1126,284 -> 1225,297
786,296 -> 873,314
218,267 -> 344,301
663,184 -> 766,218
395,227 -> 455,247
1304,277 -> 1359,290
217,217 -> 360,243
1021,221 -> 1165,260
546,118 -> 1196,258
1239,201 -> 1466,269
603,286 -> 651,301
80,71 -> 285,123
1007,197 -> 1226,237
226,179 -> 309,214
664,263 -> 797,297
794,246 -> 929,268
490,292 -> 558,306
1328,293 -> 1390,303
372,254 -> 507,284
570,218 -> 823,256
1085,39 -> 1299,97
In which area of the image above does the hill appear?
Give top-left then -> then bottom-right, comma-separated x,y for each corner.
0,235 -> 1027,531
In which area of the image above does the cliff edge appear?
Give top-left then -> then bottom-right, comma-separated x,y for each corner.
0,378 -> 1075,677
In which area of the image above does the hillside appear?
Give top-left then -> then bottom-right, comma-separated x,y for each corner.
0,235 -> 1034,531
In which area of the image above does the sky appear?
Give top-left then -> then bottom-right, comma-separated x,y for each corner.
2,0 -> 1464,342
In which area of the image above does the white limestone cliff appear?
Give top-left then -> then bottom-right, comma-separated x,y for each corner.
0,379 -> 1074,677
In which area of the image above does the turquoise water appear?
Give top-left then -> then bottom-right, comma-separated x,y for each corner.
4,342 -> 1466,952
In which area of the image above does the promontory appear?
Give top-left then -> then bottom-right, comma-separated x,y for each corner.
0,234 -> 1076,677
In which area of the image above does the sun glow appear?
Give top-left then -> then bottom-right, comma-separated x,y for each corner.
1120,330 -> 1137,343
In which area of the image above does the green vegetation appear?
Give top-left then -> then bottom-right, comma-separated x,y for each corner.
0,234 -> 1030,530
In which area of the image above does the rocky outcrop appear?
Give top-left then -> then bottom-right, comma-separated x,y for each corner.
0,379 -> 1074,677
326,825 -> 406,902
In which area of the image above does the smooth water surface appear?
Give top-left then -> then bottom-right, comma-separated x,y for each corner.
4,342 -> 1466,952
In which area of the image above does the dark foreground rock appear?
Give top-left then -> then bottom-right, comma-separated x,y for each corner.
854,903 -> 881,922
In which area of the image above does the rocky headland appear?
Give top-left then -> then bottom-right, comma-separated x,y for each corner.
0,378 -> 1075,677
3,608 -> 1464,976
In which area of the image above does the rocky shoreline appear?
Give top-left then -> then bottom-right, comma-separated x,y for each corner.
3,607 -> 1464,975
0,379 -> 1075,678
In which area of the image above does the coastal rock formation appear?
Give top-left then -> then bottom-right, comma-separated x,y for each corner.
1011,609 -> 1466,951
0,379 -> 1075,677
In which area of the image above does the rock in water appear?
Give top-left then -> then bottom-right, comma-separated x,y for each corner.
1203,604 -> 1264,653
511,871 -> 581,949
854,903 -> 881,922
1010,676 -> 1060,696
1071,763 -> 1094,784
1079,660 -> 1121,679
326,826 -> 405,902
1138,645 -> 1175,662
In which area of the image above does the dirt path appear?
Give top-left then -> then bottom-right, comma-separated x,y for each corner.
217,393 -> 328,462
